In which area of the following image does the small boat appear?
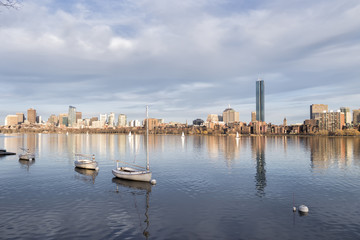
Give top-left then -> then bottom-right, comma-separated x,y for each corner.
74,153 -> 99,171
19,148 -> 35,161
236,132 -> 240,139
113,106 -> 153,183
181,132 -> 185,138
0,149 -> 16,156
128,131 -> 132,137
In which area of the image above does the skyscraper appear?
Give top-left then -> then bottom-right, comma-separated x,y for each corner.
310,104 -> 328,120
68,106 -> 76,127
108,112 -> 115,127
117,114 -> 127,127
222,105 -> 240,124
256,78 -> 265,122
340,107 -> 351,125
27,108 -> 36,124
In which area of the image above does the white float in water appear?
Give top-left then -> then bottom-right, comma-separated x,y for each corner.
298,205 -> 309,213
293,206 -> 297,212
151,179 -> 157,185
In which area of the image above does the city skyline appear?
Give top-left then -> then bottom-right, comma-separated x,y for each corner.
0,0 -> 360,124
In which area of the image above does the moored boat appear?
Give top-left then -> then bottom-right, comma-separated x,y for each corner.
74,154 -> 99,171
19,148 -> 35,161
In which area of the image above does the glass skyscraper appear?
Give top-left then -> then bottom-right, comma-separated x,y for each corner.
68,106 -> 76,127
256,79 -> 265,122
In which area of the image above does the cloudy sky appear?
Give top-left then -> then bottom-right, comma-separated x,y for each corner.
0,0 -> 359,124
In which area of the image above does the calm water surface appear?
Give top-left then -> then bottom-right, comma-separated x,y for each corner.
0,134 -> 360,240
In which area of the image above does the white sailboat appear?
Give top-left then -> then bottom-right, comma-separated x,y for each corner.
181,132 -> 185,138
19,148 -> 35,161
129,131 -> 132,137
74,153 -> 99,171
113,106 -> 152,183
236,132 -> 240,139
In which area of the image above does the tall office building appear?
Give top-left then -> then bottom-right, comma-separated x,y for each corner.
108,112 -> 115,127
100,114 -> 107,127
251,111 -> 256,122
353,109 -> 360,125
76,112 -> 82,123
340,107 -> 351,125
256,78 -> 265,122
117,114 -> 127,127
16,113 -> 24,124
223,105 -> 240,124
59,113 -> 68,127
310,104 -> 328,120
318,111 -> 345,132
68,106 -> 76,127
27,108 -> 36,124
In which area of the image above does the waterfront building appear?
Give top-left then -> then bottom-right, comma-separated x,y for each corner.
145,118 -> 159,130
318,110 -> 345,132
68,106 -> 76,127
117,114 -> 127,127
256,78 -> 265,122
84,118 -> 91,127
207,114 -> 219,123
16,113 -> 24,124
283,118 -> 287,126
158,119 -> 165,124
76,112 -> 82,123
108,112 -> 115,127
340,107 -> 351,125
47,114 -> 58,126
91,120 -> 102,128
129,120 -> 141,127
100,114 -> 107,127
223,105 -> 240,124
310,104 -> 328,120
27,108 -> 36,124
59,113 -> 68,127
5,115 -> 18,126
251,111 -> 256,122
353,109 -> 360,125
36,116 -> 42,124
90,117 -> 98,126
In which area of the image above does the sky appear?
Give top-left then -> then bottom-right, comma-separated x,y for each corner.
0,0 -> 359,125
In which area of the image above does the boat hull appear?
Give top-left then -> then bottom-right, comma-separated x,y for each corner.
19,154 -> 35,161
74,160 -> 98,170
112,168 -> 152,182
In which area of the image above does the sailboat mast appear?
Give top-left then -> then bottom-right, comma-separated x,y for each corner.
146,105 -> 150,171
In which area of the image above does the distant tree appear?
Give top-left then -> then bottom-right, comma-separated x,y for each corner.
0,0 -> 18,8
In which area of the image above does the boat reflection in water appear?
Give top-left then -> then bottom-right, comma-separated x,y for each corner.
74,167 -> 98,184
19,159 -> 35,172
112,178 -> 152,239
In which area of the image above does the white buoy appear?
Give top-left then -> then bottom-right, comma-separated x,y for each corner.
150,179 -> 157,185
293,206 -> 297,212
298,205 -> 309,213
95,167 -> 99,171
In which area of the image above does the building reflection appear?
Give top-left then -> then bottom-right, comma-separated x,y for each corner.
206,136 -> 241,168
309,137 -> 359,170
251,136 -> 266,197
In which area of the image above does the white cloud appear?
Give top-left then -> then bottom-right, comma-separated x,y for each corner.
0,0 -> 360,124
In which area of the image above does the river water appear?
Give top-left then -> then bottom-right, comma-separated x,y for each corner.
0,134 -> 360,240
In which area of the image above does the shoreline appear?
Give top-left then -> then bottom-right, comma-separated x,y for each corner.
1,128 -> 359,137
